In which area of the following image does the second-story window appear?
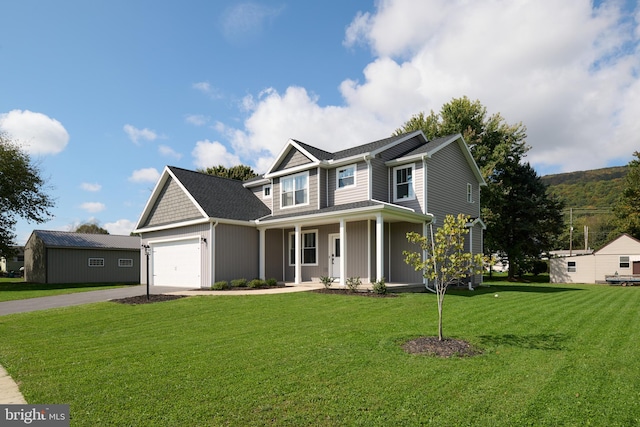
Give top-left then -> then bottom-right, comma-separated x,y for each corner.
394,164 -> 414,201
281,172 -> 308,208
337,164 -> 356,189
263,184 -> 272,198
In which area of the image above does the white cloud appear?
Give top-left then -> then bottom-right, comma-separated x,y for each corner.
219,0 -> 640,174
185,114 -> 209,126
80,182 -> 101,192
128,168 -> 161,183
0,109 -> 69,155
123,124 -> 158,144
80,202 -> 106,213
191,139 -> 241,169
104,219 -> 136,236
219,2 -> 284,44
158,145 -> 182,160
192,82 -> 222,99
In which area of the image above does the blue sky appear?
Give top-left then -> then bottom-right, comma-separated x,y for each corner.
1,0 -> 639,243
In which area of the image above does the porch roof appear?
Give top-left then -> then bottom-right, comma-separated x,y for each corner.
255,200 -> 433,227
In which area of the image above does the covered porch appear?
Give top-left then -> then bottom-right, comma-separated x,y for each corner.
256,201 -> 434,287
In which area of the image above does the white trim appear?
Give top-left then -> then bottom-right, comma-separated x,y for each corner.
265,139 -> 321,177
280,171 -> 310,209
336,163 -> 357,190
118,258 -> 133,267
288,229 -> 319,267
88,257 -> 104,267
263,184 -> 272,199
393,164 -> 416,202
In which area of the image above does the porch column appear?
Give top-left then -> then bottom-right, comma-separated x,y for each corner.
339,218 -> 346,287
259,228 -> 266,280
294,224 -> 301,284
376,213 -> 384,282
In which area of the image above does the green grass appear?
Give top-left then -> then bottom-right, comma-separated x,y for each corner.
1,281 -> 640,426
0,279 -> 137,302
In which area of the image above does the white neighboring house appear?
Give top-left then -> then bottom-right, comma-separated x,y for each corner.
550,234 -> 640,284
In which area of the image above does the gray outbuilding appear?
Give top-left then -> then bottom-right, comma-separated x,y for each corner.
24,230 -> 141,284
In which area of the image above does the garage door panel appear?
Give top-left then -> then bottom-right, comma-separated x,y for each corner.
152,239 -> 201,287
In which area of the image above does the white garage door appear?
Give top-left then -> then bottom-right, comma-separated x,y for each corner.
152,239 -> 201,287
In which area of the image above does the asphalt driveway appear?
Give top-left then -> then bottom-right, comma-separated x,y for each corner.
0,285 -> 187,316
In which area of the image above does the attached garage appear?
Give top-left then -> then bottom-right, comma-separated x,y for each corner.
151,239 -> 201,288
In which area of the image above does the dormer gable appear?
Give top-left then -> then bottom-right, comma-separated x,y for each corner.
265,139 -> 322,178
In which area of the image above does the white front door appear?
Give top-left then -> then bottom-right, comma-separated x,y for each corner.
329,234 -> 341,280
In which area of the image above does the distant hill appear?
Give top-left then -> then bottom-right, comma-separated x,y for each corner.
542,166 -> 628,209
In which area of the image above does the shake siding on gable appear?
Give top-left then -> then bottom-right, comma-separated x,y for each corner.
272,168 -> 319,216
329,162 -> 369,206
275,148 -> 312,171
143,178 -> 202,227
426,142 -> 480,224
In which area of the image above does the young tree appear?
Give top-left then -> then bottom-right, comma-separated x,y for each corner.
404,214 -> 485,341
395,97 -> 563,279
0,133 -> 54,255
613,151 -> 640,239
199,165 -> 257,181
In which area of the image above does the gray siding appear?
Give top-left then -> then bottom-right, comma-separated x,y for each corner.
388,222 -> 423,284
272,168 -> 319,216
46,248 -> 140,284
345,220 -> 369,279
329,162 -> 369,206
284,224 -> 339,282
143,178 -> 203,227
275,148 -> 312,171
264,229 -> 284,281
215,223 -> 260,282
250,184 -> 273,211
318,168 -> 328,209
370,157 -> 389,202
427,142 -> 481,224
24,234 -> 46,283
392,161 -> 424,213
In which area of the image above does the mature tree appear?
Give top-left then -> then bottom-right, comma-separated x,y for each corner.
613,151 -> 640,239
483,162 -> 564,279
0,133 -> 54,255
74,222 -> 109,234
404,214 -> 485,341
395,97 -> 563,279
199,165 -> 257,181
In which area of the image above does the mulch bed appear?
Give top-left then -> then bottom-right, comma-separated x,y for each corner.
402,336 -> 483,358
111,295 -> 188,305
312,288 -> 398,298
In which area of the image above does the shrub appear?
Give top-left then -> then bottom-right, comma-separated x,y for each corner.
212,281 -> 228,290
372,277 -> 387,294
230,278 -> 247,288
266,278 -> 278,287
346,277 -> 362,292
319,276 -> 334,289
248,279 -> 266,288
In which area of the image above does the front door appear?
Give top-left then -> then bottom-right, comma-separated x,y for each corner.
633,261 -> 640,275
329,234 -> 341,280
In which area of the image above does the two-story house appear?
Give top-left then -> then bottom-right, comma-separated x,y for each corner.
134,131 -> 486,288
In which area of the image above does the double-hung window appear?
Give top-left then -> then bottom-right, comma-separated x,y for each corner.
394,164 -> 414,201
288,230 -> 318,265
281,172 -> 308,208
337,164 -> 356,189
620,256 -> 630,268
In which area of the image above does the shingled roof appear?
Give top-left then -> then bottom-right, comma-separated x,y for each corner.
31,230 -> 140,250
168,167 -> 271,221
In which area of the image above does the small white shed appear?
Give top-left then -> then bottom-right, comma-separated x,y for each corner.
550,234 -> 640,284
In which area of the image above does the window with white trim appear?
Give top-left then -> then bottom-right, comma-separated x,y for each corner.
620,256 -> 630,268
118,259 -> 133,268
393,164 -> 414,201
263,184 -> 272,198
88,258 -> 104,267
467,183 -> 473,203
567,261 -> 576,272
288,230 -> 318,265
281,172 -> 308,208
337,164 -> 356,189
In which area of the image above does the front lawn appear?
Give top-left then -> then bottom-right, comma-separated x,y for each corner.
0,281 -> 639,426
0,280 -> 138,302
